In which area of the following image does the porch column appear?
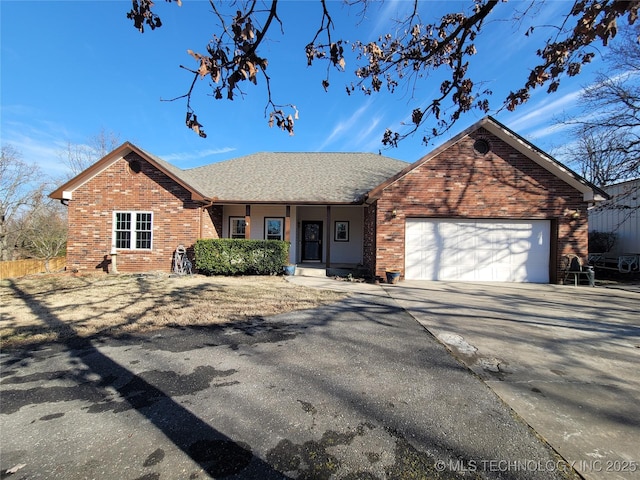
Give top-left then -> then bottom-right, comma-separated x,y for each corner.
326,205 -> 331,268
245,205 -> 251,239
285,205 -> 291,242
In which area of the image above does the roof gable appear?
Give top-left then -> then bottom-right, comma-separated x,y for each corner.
367,116 -> 608,202
51,118 -> 601,206
49,142 -> 209,202
50,145 -> 408,204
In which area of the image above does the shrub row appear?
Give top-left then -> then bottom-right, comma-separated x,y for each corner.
194,239 -> 289,276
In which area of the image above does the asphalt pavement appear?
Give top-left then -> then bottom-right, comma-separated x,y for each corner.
288,276 -> 640,480
0,276 -> 586,480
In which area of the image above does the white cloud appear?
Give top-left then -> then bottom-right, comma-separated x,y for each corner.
368,0 -> 406,38
353,115 -> 383,149
508,67 -> 640,134
2,111 -> 237,178
509,88 -> 583,134
318,99 -> 374,150
1,119 -> 73,178
161,147 -> 236,164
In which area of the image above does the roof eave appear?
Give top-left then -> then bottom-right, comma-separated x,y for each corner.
211,199 -> 366,205
366,124 -> 474,202
480,117 -> 610,202
49,142 -> 133,200
366,116 -> 610,203
49,142 -> 210,203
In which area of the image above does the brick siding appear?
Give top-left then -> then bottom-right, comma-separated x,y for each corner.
362,203 -> 377,277
65,153 -> 220,273
374,128 -> 589,283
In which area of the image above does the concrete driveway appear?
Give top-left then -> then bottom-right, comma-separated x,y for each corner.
386,281 -> 640,480
2,279 -> 579,480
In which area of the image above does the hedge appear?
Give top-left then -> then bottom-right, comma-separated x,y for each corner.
194,239 -> 289,276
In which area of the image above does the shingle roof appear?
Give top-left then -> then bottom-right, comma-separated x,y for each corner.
50,117 -> 607,205
49,144 -> 408,203
179,152 -> 409,203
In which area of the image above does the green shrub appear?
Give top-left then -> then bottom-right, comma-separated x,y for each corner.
194,239 -> 289,276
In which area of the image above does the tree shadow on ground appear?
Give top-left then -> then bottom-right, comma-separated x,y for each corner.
3,280 -> 288,479
2,280 -> 579,480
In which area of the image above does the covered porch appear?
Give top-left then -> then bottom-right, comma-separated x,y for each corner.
213,204 -> 370,275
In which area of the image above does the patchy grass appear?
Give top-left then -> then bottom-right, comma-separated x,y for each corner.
0,273 -> 347,349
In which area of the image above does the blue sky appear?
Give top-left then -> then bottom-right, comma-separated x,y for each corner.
1,0 -> 611,182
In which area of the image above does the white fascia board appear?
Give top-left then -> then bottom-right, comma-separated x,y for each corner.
53,154 -> 125,200
587,192 -> 608,202
482,121 -> 594,196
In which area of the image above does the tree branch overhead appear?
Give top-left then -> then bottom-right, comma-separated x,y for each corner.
126,0 -> 640,146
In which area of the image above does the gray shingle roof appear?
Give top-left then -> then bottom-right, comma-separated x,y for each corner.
175,152 -> 409,203
135,146 -> 209,195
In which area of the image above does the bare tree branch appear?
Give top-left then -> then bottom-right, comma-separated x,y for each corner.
561,23 -> 640,185
0,145 -> 45,261
126,0 -> 640,147
58,128 -> 121,179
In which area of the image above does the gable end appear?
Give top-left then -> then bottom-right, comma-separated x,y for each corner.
49,142 -> 209,202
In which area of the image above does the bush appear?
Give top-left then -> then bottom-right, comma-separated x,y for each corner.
194,239 -> 289,276
589,231 -> 616,253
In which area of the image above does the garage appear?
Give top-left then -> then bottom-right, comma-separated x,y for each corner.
405,219 -> 551,282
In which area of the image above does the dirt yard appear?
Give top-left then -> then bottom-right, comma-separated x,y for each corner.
0,273 -> 346,349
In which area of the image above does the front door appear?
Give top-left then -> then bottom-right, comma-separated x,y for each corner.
302,221 -> 323,262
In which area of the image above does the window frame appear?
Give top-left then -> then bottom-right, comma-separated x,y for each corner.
229,216 -> 247,239
113,211 -> 153,250
264,217 -> 284,241
334,221 -> 350,242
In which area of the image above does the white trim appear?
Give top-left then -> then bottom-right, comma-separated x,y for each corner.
481,121 -> 603,201
264,217 -> 284,240
65,156 -> 126,198
112,211 -> 154,250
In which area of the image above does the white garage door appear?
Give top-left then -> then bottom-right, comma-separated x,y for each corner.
405,219 -> 550,282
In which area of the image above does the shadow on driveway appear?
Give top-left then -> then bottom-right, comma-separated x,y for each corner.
387,281 -> 640,480
2,279 -> 581,479
2,280 -> 285,479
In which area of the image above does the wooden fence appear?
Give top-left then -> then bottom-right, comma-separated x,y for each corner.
0,257 -> 66,280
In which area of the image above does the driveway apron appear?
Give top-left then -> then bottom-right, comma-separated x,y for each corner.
0,282 -> 578,479
387,281 -> 640,480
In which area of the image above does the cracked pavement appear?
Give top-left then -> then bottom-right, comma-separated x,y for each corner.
0,283 -> 581,479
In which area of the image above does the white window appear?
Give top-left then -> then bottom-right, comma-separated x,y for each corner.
230,217 -> 246,239
264,217 -> 284,241
113,212 -> 153,250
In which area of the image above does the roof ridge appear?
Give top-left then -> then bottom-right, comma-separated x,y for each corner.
219,150 -> 401,155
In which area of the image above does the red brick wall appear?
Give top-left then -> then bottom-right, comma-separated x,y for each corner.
362,203 -> 377,278
66,152 -> 211,273
374,129 -> 589,283
201,205 -> 223,240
